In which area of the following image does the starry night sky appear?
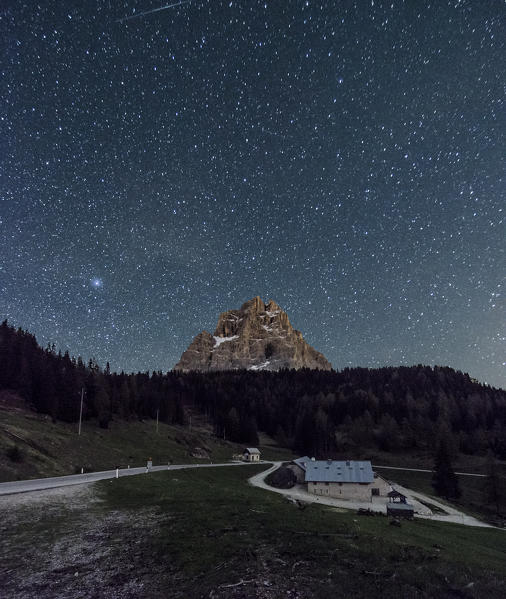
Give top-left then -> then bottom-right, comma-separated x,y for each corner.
1,1 -> 504,387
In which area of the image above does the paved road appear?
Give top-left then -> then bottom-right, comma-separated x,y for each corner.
373,464 -> 486,477
248,463 -> 496,529
0,461 -> 263,496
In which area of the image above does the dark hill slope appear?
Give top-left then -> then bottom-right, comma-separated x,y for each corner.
186,366 -> 506,458
1,320 -> 505,461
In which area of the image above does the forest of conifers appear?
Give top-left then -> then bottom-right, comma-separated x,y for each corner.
1,320 -> 505,459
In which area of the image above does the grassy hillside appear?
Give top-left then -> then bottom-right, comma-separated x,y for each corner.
376,467 -> 506,528
2,465 -> 506,598
0,404 -> 294,482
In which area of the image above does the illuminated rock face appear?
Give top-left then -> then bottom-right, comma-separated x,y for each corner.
174,296 -> 332,372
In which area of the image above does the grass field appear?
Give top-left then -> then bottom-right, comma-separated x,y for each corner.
2,464 -> 506,598
100,467 -> 506,584
0,405 -> 294,482
378,467 -> 506,527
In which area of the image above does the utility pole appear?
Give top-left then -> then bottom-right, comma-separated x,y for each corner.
78,388 -> 84,436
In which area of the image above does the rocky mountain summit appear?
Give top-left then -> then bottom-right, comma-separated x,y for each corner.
174,296 -> 332,372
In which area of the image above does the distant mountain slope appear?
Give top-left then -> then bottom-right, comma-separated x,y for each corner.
174,296 -> 332,372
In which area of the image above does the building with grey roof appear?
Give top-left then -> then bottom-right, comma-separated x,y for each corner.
243,447 -> 261,462
305,460 -> 374,484
292,458 -> 391,501
288,456 -> 311,482
293,456 -> 311,471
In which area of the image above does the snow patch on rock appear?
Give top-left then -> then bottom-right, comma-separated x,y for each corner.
249,360 -> 271,371
213,335 -> 239,347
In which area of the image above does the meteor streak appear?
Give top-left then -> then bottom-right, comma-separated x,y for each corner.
117,1 -> 192,23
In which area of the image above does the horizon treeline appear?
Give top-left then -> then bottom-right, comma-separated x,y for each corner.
1,320 -> 505,458
0,321 -> 186,429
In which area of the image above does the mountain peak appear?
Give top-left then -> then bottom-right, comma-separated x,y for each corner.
174,297 -> 331,372
240,296 -> 264,312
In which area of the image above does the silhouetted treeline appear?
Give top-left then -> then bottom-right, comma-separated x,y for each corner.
187,367 -> 506,458
1,320 -> 505,457
0,321 -> 186,429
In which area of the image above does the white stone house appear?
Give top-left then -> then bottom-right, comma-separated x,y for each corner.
293,458 -> 390,501
243,447 -> 261,462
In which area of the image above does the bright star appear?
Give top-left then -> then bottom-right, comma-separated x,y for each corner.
91,278 -> 103,288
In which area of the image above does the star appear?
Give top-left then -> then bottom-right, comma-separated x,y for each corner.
0,1 -> 503,388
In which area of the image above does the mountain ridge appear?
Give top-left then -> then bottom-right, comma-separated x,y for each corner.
174,296 -> 332,372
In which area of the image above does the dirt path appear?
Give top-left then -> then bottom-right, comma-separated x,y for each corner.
248,463 -> 495,528
391,483 -> 494,527
373,464 -> 487,477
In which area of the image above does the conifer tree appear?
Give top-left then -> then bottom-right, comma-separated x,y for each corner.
432,435 -> 461,500
484,451 -> 503,513
223,407 -> 241,441
95,382 -> 111,429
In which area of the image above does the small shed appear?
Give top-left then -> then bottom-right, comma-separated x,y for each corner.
289,456 -> 311,482
387,503 -> 414,519
243,447 -> 261,462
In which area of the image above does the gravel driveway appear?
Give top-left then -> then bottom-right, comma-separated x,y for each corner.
248,462 -> 495,528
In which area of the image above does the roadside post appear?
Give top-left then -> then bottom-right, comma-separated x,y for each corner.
116,467 -> 119,479
78,388 -> 84,436
146,458 -> 152,473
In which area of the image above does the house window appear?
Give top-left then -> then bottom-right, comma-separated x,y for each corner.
325,482 -> 329,486
372,488 -> 380,496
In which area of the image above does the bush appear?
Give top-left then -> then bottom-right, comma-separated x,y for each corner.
266,466 -> 296,489
6,446 -> 24,463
